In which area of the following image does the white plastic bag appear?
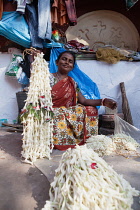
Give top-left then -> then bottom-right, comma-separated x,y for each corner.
5,54 -> 23,77
114,114 -> 140,143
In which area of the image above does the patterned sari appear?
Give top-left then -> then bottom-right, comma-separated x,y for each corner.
50,74 -> 98,150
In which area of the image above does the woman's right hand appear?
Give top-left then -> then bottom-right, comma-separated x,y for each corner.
103,98 -> 117,110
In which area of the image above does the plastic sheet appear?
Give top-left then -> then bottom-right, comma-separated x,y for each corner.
114,114 -> 140,143
126,0 -> 139,10
0,11 -> 63,48
49,48 -> 101,105
5,54 -> 23,77
0,11 -> 31,48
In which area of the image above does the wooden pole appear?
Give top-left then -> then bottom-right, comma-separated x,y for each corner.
120,82 -> 133,125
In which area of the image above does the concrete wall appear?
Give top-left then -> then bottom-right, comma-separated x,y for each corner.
77,60 -> 140,129
1,53 -> 140,130
0,53 -> 21,124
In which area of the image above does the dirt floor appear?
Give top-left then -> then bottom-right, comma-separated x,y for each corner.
0,127 -> 140,210
0,128 -> 50,210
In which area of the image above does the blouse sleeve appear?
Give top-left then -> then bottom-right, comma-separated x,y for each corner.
49,73 -> 57,87
75,81 -> 80,92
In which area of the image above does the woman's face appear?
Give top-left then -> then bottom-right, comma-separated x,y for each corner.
56,53 -> 74,74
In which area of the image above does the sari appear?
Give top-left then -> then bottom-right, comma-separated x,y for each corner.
51,74 -> 98,150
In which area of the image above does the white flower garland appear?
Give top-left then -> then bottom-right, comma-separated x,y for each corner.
42,145 -> 139,209
21,53 -> 53,164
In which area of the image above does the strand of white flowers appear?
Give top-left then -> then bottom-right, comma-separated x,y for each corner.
42,145 -> 139,210
26,56 -> 52,106
21,53 -> 53,164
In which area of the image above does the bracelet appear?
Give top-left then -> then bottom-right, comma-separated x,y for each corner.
101,98 -> 106,106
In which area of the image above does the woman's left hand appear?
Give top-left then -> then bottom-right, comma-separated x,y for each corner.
103,98 -> 117,110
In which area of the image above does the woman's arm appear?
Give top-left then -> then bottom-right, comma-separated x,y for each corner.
77,92 -> 117,110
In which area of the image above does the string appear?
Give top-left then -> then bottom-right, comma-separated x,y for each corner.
23,47 -> 42,59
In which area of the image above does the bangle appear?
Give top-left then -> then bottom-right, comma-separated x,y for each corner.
101,98 -> 106,106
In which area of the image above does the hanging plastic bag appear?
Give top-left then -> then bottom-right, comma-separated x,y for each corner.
126,0 -> 139,10
5,54 -> 23,77
114,114 -> 140,143
0,11 -> 31,48
0,11 -> 63,49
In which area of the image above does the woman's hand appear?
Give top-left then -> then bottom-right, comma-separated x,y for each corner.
103,98 -> 117,110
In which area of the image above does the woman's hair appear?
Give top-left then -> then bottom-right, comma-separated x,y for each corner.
57,50 -> 76,65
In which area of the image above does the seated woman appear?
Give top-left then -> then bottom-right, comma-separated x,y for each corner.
50,51 -> 117,150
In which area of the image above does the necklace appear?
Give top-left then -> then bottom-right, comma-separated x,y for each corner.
56,72 -> 61,81
56,72 -> 67,81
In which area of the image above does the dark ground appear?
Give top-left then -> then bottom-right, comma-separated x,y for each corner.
0,128 -> 50,210
0,127 -> 140,210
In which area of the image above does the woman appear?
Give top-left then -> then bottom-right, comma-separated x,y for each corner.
50,51 -> 117,150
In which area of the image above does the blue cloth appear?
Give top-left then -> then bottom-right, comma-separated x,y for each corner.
126,0 -> 139,10
0,11 -> 31,48
0,11 -> 63,48
49,48 -> 101,107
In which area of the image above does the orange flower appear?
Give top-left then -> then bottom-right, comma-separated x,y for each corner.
78,124 -> 83,131
53,137 -> 59,144
67,128 -> 73,136
90,120 -> 97,127
76,107 -> 83,114
71,114 -> 77,121
85,117 -> 90,123
75,139 -> 80,144
58,121 -> 66,130
60,106 -> 66,110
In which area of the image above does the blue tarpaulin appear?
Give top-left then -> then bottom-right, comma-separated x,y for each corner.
126,0 -> 139,10
49,48 -> 101,107
0,11 -> 31,48
0,11 -> 62,48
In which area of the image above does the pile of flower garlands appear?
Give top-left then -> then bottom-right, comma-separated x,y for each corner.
86,134 -> 140,157
112,133 -> 140,151
42,145 -> 139,210
86,134 -> 116,156
21,52 -> 54,164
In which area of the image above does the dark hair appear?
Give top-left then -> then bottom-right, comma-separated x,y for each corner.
56,50 -> 76,65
